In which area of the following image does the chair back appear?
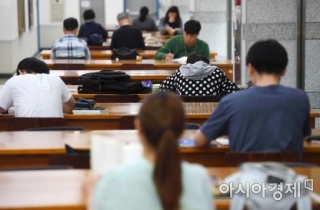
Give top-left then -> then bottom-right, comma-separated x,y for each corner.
52,63 -> 86,70
93,94 -> 140,103
0,117 -> 66,131
224,152 -> 299,167
180,95 -> 222,102
119,115 -> 135,129
121,63 -> 155,70
48,154 -> 90,169
25,126 -> 85,131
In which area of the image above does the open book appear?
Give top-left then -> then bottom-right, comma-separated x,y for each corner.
91,134 -> 143,176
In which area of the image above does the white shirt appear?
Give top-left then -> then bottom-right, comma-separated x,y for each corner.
0,74 -> 72,117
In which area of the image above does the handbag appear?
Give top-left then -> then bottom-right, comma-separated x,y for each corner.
111,48 -> 139,60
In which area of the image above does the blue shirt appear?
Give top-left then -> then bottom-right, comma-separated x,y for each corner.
201,85 -> 311,159
93,157 -> 214,210
51,34 -> 91,60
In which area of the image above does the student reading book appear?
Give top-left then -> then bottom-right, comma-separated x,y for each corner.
90,92 -> 214,210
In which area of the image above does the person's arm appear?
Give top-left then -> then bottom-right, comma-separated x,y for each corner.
194,100 -> 229,147
159,18 -> 172,35
99,24 -> 108,41
303,93 -> 311,136
138,30 -> 145,50
85,45 -> 91,60
218,69 -> 241,93
63,97 -> 76,114
159,71 -> 177,92
51,44 -> 56,60
110,32 -> 116,50
155,38 -> 174,60
78,26 -> 84,38
151,19 -> 158,31
203,43 -> 210,61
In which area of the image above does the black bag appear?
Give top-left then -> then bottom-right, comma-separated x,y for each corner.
87,33 -> 104,46
111,48 -> 139,60
75,98 -> 96,110
77,70 -> 152,94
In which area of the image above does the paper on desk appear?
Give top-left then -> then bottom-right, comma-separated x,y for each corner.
91,134 -> 143,176
215,138 -> 229,146
172,56 -> 187,64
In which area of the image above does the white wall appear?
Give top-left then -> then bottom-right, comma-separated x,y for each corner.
105,0 -> 124,27
0,0 -> 38,74
39,0 -> 81,48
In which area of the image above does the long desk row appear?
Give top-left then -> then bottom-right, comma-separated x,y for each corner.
0,130 -> 320,169
44,59 -> 234,79
41,50 -> 218,60
51,69 -> 174,85
0,167 -> 319,210
0,103 -> 318,130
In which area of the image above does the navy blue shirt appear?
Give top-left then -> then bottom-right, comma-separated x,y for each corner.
78,21 -> 108,41
201,85 -> 311,159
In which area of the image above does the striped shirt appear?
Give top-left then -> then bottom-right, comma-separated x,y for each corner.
51,34 -> 91,60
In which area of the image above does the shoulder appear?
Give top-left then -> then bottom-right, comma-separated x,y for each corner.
167,35 -> 182,43
182,162 -> 209,180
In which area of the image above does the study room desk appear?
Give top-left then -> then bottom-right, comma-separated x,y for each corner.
0,168 -> 319,210
0,130 -> 319,168
43,59 -> 233,75
51,69 -> 175,85
41,49 -> 218,60
0,103 -> 318,130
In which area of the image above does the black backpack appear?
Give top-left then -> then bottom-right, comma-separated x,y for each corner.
111,48 -> 139,60
87,33 -> 104,46
77,70 -> 152,94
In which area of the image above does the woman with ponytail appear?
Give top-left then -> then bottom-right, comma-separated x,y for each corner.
92,92 -> 214,210
132,6 -> 157,31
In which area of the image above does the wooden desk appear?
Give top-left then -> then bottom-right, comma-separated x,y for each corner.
0,103 -> 318,130
0,168 -> 319,210
44,59 -> 234,79
51,69 -> 174,85
41,50 -> 218,60
0,130 -> 320,168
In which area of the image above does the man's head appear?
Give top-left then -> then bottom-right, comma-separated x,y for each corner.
117,12 -> 131,26
246,39 -> 288,78
183,20 -> 201,47
17,57 -> 49,75
63,17 -> 79,35
83,9 -> 95,21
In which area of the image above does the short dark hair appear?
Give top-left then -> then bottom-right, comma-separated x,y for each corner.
184,20 -> 201,35
17,57 -> 49,75
83,9 -> 95,20
186,52 -> 209,64
246,39 -> 288,75
63,17 -> 79,31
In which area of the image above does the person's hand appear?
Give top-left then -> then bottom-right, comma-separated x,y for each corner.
165,53 -> 174,61
165,26 -> 175,35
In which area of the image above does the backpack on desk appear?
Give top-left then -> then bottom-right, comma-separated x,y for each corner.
77,70 -> 152,94
87,33 -> 104,46
111,48 -> 139,60
222,162 -> 312,210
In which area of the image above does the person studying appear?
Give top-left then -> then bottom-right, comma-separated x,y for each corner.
194,39 -> 311,160
90,92 -> 214,210
155,20 -> 210,61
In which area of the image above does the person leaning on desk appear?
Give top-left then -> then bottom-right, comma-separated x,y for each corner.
0,58 -> 75,117
155,20 -> 210,61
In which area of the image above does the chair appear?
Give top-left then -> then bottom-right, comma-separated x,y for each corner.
180,95 -> 222,102
119,115 -> 136,129
65,144 -> 90,155
0,117 -> 66,131
48,154 -> 90,169
52,63 -> 86,70
121,63 -> 155,70
93,94 -> 140,103
25,126 -> 85,131
224,152 -> 299,167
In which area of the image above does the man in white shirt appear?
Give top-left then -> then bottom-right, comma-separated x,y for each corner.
0,57 -> 75,117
